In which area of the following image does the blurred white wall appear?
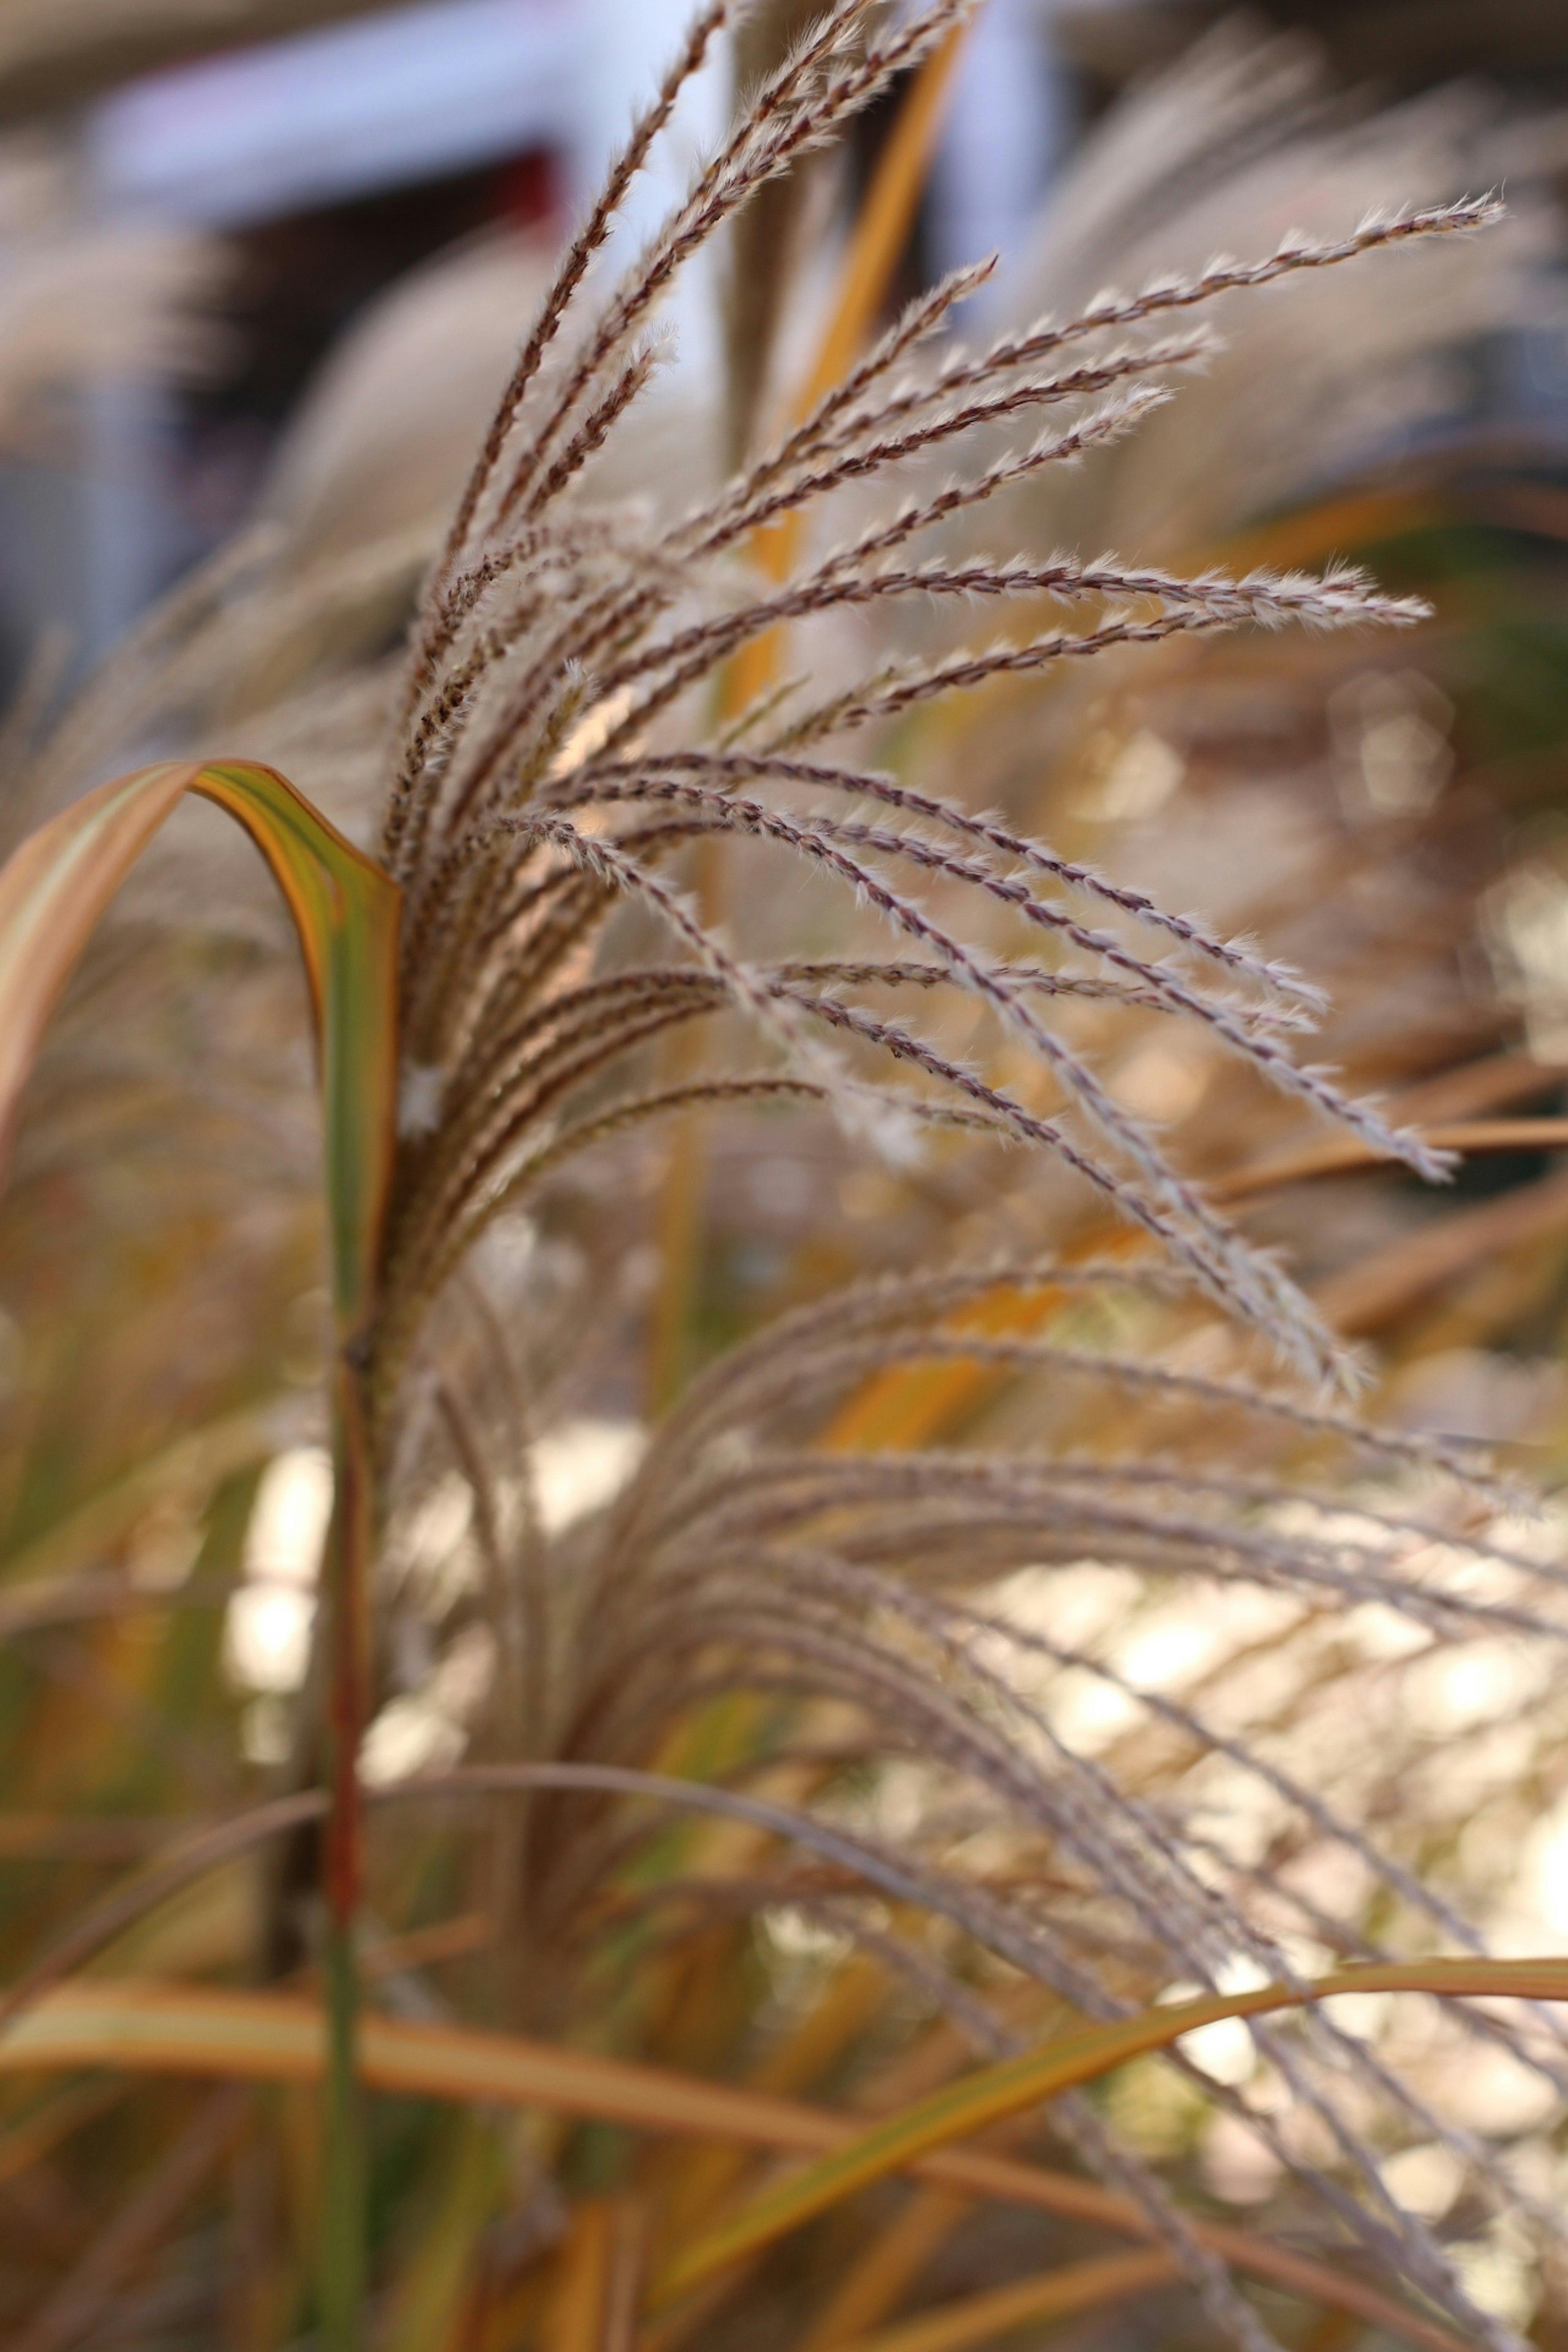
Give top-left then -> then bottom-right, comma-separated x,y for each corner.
84,0 -> 1066,342
88,0 -> 580,227
929,0 -> 1064,303
85,0 -> 728,267
572,0 -> 732,383
73,0 -> 731,647
64,0 -> 1071,650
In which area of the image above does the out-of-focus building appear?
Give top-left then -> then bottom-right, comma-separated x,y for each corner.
0,0 -> 1069,671
0,0 -> 1052,667
1,0 -> 1567,674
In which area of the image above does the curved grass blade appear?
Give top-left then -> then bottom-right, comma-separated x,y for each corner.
0,1974 -> 1532,2352
0,758 -> 194,1187
0,755 -> 397,1332
657,1957 -> 1568,2303
190,761 -> 398,1338
0,755 -> 400,2351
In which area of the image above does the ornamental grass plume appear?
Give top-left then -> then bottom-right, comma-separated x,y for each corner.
4,6 -> 1568,2351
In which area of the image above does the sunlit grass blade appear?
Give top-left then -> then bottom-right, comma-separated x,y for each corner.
657,1957 -> 1568,2303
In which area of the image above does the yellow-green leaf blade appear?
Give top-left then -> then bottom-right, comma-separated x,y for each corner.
190,760 -> 399,1336
659,1957 -> 1568,2302
0,757 -> 399,1345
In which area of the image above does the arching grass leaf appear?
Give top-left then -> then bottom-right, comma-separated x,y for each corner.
0,757 -> 398,1339
660,1956 -> 1568,2301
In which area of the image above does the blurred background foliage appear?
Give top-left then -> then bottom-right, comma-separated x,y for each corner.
7,3 -> 1568,2349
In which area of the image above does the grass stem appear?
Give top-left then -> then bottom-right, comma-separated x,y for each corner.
320,1360 -> 375,2350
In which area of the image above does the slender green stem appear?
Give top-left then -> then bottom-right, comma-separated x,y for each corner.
320,1914 -> 367,2346
320,1358 -> 374,2352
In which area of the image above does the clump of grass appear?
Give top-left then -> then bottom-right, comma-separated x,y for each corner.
2,7 -> 1567,2352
